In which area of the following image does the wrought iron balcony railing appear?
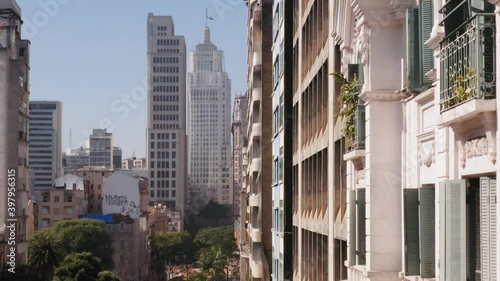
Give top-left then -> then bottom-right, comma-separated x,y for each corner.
440,14 -> 496,112
345,103 -> 365,153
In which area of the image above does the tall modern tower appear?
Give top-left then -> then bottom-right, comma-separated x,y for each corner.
187,25 -> 232,206
29,101 -> 63,190
147,13 -> 187,214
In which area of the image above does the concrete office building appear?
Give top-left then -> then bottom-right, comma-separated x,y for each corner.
89,129 -> 113,169
241,0 -> 273,280
146,13 -> 188,216
187,24 -> 233,205
63,146 -> 90,174
29,101 -> 63,190
113,147 -> 122,170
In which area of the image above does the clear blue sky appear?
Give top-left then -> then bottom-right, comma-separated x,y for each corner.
17,0 -> 248,159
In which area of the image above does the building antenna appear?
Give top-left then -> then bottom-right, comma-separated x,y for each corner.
69,129 -> 73,149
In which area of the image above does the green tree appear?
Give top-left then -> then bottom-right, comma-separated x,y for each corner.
197,246 -> 228,281
186,272 -> 208,281
27,229 -> 64,279
51,219 -> 114,269
149,231 -> 193,281
194,226 -> 236,257
96,270 -> 121,281
53,252 -> 103,281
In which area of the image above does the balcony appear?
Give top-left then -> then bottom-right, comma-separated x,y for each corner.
249,224 -> 262,242
240,243 -> 250,259
251,158 -> 261,173
250,258 -> 263,279
439,14 -> 496,117
249,193 -> 261,207
252,88 -> 262,104
252,2 -> 262,24
251,123 -> 262,139
252,52 -> 262,73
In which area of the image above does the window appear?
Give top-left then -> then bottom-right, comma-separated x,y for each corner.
403,186 -> 435,277
54,196 -> 59,202
42,207 -> 50,215
41,219 -> 50,227
348,189 -> 366,266
406,1 -> 434,91
65,207 -> 73,215
53,208 -> 60,215
273,57 -> 279,88
42,193 -> 49,202
435,178 -> 497,280
279,95 -> 284,128
66,196 -> 73,203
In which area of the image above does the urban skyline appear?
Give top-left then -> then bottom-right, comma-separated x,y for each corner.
16,0 -> 247,159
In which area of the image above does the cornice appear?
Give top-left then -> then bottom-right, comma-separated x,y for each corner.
360,91 -> 407,102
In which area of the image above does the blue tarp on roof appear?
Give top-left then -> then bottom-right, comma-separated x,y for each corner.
78,214 -> 114,223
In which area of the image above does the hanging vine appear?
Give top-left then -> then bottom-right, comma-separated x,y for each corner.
331,72 -> 360,148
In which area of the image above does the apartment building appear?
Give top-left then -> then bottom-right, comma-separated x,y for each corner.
37,174 -> 88,229
0,0 -> 34,266
73,166 -> 114,214
242,0 -> 274,280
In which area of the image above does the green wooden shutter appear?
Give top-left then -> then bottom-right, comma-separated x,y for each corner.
357,188 -> 366,265
420,186 -> 435,278
480,177 -> 497,281
444,180 -> 467,281
419,0 -> 433,86
406,7 -> 421,91
349,189 -> 356,266
404,188 -> 420,276
439,181 -> 446,280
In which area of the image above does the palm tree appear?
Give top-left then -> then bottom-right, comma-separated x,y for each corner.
197,246 -> 228,281
28,231 -> 63,279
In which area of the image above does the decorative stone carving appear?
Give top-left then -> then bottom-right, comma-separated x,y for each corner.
464,137 -> 489,159
355,169 -> 365,184
418,141 -> 435,167
357,34 -> 370,65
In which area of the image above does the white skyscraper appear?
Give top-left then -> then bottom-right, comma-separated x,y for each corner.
147,13 -> 187,213
188,26 -> 232,205
29,101 -> 63,190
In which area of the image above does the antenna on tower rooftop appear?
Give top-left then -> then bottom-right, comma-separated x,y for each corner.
69,129 -> 73,149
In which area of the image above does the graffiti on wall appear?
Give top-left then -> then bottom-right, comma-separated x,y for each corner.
104,194 -> 140,218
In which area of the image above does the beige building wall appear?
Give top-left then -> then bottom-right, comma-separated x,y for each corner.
73,166 -> 114,214
37,188 -> 86,229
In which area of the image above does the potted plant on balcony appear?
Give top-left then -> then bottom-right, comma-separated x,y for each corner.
448,65 -> 476,107
331,72 -> 360,149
